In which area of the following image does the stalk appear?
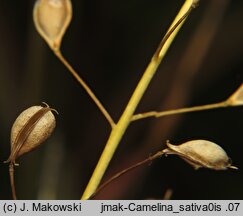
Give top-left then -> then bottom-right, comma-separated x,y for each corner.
81,0 -> 199,199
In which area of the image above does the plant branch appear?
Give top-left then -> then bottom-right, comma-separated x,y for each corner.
9,163 -> 17,200
54,50 -> 115,128
131,101 -> 229,121
90,150 -> 165,199
81,0 -> 198,200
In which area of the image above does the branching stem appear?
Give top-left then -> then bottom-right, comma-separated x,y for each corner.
132,101 -> 229,121
54,50 -> 115,128
90,150 -> 165,199
81,0 -> 197,200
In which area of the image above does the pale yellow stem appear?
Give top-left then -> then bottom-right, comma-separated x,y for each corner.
81,0 -> 197,200
54,50 -> 115,128
132,101 -> 228,121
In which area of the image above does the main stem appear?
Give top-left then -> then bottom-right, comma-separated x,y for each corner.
81,0 -> 196,200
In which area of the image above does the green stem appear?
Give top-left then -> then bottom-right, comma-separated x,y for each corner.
81,0 -> 198,200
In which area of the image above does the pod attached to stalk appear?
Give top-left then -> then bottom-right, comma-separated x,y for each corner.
163,140 -> 238,170
33,0 -> 72,51
4,103 -> 57,200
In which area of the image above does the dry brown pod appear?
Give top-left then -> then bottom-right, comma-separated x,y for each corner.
33,0 -> 72,51
163,140 -> 237,170
5,103 -> 57,165
227,84 -> 243,106
90,139 -> 237,199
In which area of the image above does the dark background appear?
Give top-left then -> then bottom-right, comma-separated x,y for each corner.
0,0 -> 242,199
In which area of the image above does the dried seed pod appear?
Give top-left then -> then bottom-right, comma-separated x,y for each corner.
227,84 -> 243,106
5,103 -> 57,164
33,0 -> 72,51
163,140 -> 237,170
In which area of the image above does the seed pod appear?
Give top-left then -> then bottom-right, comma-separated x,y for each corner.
33,0 -> 72,51
227,84 -> 243,106
5,103 -> 57,165
163,140 -> 237,170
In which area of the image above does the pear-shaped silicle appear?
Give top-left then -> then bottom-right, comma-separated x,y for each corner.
227,84 -> 243,106
5,103 -> 57,165
163,140 -> 237,170
33,0 -> 72,51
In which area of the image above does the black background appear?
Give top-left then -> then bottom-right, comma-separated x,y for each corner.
0,0 -> 242,199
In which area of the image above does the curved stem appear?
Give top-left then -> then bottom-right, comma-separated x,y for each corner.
90,150 -> 165,199
131,101 -> 228,121
9,163 -> 17,200
54,50 -> 115,128
81,0 -> 198,200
